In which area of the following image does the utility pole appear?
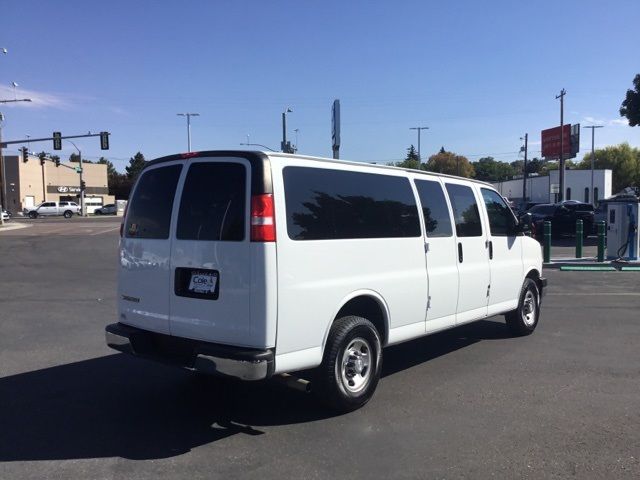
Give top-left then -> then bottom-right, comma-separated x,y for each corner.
177,113 -> 200,152
0,112 -> 4,226
584,125 -> 603,205
409,126 -> 429,163
281,108 -> 292,153
556,88 -> 566,202
522,133 -> 528,203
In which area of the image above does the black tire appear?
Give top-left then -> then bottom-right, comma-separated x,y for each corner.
505,278 -> 540,336
28,211 -> 38,219
95,210 -> 102,215
63,210 -> 73,219
315,316 -> 382,412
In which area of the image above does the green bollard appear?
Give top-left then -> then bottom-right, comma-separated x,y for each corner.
597,221 -> 606,262
575,219 -> 583,258
543,221 -> 551,263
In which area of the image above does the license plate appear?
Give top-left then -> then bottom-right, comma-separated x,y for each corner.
188,272 -> 218,294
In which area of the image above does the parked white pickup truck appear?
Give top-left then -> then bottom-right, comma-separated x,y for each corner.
24,201 -> 80,218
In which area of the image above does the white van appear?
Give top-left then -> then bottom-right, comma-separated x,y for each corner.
106,151 -> 546,411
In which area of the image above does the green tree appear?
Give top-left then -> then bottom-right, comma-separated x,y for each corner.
126,152 -> 146,180
97,157 -> 117,177
577,143 -> 640,192
69,153 -> 93,163
425,149 -> 475,178
620,74 -> 640,127
472,157 -> 514,182
395,144 -> 421,169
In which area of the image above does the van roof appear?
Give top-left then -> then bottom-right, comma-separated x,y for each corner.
145,150 -> 494,188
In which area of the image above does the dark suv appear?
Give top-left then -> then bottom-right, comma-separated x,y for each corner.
528,201 -> 594,238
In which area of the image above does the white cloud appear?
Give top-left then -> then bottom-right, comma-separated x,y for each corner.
608,118 -> 629,126
0,85 -> 75,109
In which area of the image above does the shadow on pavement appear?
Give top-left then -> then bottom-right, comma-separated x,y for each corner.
0,320 -> 511,462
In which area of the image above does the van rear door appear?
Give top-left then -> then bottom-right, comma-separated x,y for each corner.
168,158 -> 255,347
119,162 -> 183,334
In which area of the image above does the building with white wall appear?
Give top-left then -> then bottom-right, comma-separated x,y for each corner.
492,169 -> 612,205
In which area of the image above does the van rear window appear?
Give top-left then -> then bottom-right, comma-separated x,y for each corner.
125,165 -> 182,239
283,167 -> 420,240
176,162 -> 246,241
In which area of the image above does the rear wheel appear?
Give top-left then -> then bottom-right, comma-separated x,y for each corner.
505,278 -> 540,336
28,211 -> 38,219
315,316 -> 382,412
95,209 -> 102,215
63,210 -> 73,218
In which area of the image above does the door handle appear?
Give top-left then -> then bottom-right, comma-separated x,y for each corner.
489,240 -> 493,259
458,242 -> 463,263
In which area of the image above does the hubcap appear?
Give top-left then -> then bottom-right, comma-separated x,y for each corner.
339,338 -> 372,394
522,290 -> 537,326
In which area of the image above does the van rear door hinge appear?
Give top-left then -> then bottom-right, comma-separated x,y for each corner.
427,296 -> 431,310
424,242 -> 429,253
486,284 -> 491,297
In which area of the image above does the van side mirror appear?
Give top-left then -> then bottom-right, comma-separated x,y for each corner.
517,213 -> 533,233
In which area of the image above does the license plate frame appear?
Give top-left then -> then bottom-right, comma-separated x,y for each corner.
175,268 -> 220,300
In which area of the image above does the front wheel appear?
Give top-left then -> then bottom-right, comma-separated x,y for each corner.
505,278 -> 540,336
315,316 -> 382,412
63,210 -> 73,219
28,211 -> 38,219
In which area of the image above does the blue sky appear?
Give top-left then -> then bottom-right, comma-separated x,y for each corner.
1,0 -> 638,172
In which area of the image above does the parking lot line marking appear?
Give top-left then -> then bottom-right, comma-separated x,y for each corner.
90,226 -> 121,235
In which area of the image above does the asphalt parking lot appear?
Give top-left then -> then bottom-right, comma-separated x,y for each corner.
1,221 -> 639,479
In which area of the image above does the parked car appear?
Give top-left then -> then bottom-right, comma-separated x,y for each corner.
106,151 -> 546,412
528,201 -> 594,238
2,209 -> 11,221
23,201 -> 80,219
94,204 -> 117,215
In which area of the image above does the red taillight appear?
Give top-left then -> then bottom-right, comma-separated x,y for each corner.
251,194 -> 276,242
180,152 -> 199,159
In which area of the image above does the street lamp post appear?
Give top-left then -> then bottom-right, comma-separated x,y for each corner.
409,126 -> 429,162
281,108 -> 292,153
583,125 -> 603,205
177,113 -> 200,152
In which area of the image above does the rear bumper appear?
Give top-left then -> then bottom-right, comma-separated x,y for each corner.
105,323 -> 274,381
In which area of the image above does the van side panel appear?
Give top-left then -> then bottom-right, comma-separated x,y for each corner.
249,243 -> 278,348
271,158 -> 428,371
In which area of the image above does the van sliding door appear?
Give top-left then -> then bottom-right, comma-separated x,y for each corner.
444,181 -> 490,324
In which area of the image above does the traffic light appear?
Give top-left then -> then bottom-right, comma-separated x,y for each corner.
53,132 -> 62,150
54,157 -> 60,167
80,181 -> 86,191
100,131 -> 109,150
21,147 -> 28,163
40,154 -> 45,166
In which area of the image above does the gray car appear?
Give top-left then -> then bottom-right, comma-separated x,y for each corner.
24,201 -> 79,219
94,204 -> 117,215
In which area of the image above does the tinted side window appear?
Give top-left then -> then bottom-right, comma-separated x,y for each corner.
445,183 -> 482,237
481,188 -> 517,236
415,179 -> 453,237
125,165 -> 182,239
283,167 -> 420,240
177,162 -> 246,241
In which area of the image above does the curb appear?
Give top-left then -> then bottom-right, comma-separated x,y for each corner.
544,258 -> 640,271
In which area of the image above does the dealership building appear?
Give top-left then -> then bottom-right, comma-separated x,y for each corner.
492,169 -> 612,205
1,153 -> 114,213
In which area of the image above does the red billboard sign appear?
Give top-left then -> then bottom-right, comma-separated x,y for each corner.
541,124 -> 573,159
